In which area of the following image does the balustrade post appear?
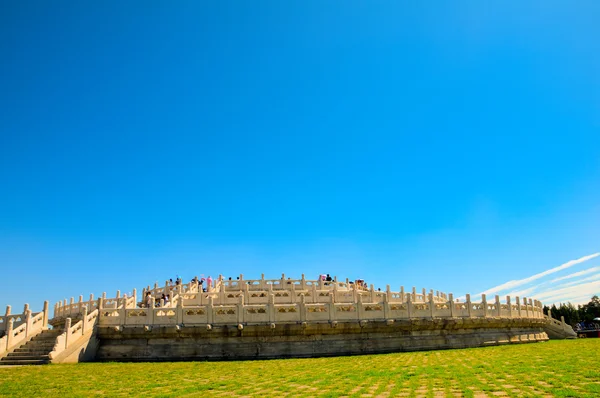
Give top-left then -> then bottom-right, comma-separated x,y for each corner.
370,284 -> 375,303
299,294 -> 306,322
400,286 -> 405,302
495,295 -> 501,317
177,296 -> 183,325
207,296 -> 213,324
329,292 -> 335,322
43,300 -> 49,328
357,293 -> 364,320
507,296 -> 512,318
69,297 -> 74,317
4,305 -> 11,329
25,309 -> 32,338
516,296 -> 521,317
412,287 -> 416,302
422,288 -> 426,300
301,274 -> 306,290
23,303 -> 29,314
89,294 -> 94,311
523,297 -> 529,318
102,292 -> 107,300
466,294 -> 472,318
481,294 -> 488,317
82,306 -> 88,333
449,293 -> 455,317
429,293 -> 435,319
54,303 -> 58,319
260,273 -> 265,290
64,318 -> 71,349
268,294 -> 275,323
6,318 -> 14,349
116,290 -> 121,299
406,294 -> 413,319
148,298 -> 155,324
237,295 -> 244,324
132,289 -> 137,306
383,290 -> 390,320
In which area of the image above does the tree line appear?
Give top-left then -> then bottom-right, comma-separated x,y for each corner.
543,295 -> 600,327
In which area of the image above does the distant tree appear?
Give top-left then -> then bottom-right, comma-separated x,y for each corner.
579,295 -> 600,323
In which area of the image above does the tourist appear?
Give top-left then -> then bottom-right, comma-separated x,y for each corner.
145,292 -> 152,308
207,275 -> 213,291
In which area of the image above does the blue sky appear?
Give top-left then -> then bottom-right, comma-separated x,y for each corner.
1,2 -> 599,312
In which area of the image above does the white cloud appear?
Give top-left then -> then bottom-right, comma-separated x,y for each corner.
533,280 -> 600,303
478,253 -> 600,296
551,266 -> 600,283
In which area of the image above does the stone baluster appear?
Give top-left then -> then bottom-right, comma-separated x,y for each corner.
301,274 -> 306,290
422,288 -> 426,301
328,292 -> 335,322
299,294 -> 306,322
78,295 -> 83,313
102,292 -> 107,300
481,294 -> 487,317
507,296 -> 512,318
523,296 -> 529,318
81,306 -> 89,333
237,295 -> 244,324
177,296 -> 184,325
89,294 -> 94,311
429,293 -> 435,319
406,294 -> 413,319
311,283 -> 317,303
53,303 -> 58,319
268,294 -> 275,323
357,293 -> 364,320
466,294 -> 472,318
383,290 -> 390,320
386,285 -> 391,302
68,298 -> 74,316
495,295 -> 501,317
64,318 -> 71,349
516,296 -> 521,317
370,284 -> 375,303
148,298 -> 155,324
449,293 -> 455,317
5,305 -> 11,327
412,287 -> 417,302
260,273 -> 265,290
43,300 -> 49,328
132,289 -> 137,307
23,303 -> 29,314
400,286 -> 405,302
6,318 -> 14,348
206,296 -> 213,324
24,308 -> 32,338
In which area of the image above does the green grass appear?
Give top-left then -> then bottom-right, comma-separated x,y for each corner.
1,340 -> 599,397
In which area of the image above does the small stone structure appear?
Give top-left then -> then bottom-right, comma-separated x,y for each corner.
1,274 -> 576,364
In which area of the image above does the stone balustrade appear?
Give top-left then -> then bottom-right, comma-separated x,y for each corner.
98,291 -> 544,328
0,301 -> 49,358
49,308 -> 99,360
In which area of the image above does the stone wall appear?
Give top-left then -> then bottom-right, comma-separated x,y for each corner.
96,318 -> 548,361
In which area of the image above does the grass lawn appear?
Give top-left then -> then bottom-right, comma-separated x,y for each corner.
1,339 -> 598,397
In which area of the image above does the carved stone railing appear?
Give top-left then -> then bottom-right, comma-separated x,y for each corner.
0,301 -> 49,358
49,308 -> 98,360
98,292 -> 545,328
54,289 -> 137,319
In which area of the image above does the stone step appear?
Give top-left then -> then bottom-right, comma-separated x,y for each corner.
0,359 -> 50,366
8,348 -> 52,355
6,353 -> 50,360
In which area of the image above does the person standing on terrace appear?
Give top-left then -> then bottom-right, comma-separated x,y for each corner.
207,276 -> 213,291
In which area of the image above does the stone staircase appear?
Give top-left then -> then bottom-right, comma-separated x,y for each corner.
0,328 -> 62,366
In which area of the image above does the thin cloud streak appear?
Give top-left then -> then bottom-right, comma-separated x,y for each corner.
551,266 -> 600,283
478,253 -> 600,296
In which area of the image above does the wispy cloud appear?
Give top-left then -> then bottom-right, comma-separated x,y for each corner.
534,280 -> 600,304
551,266 -> 600,283
478,253 -> 600,296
